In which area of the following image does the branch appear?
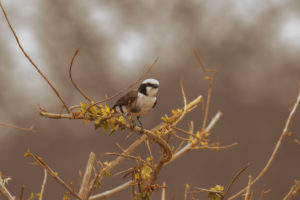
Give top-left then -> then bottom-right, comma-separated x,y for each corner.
0,173 -> 15,200
69,48 -> 92,102
0,123 -> 35,132
194,51 -> 217,130
221,163 -> 250,199
25,151 -> 82,200
161,182 -> 166,200
0,2 -> 70,113
89,181 -> 133,200
244,175 -> 252,200
283,180 -> 300,200
229,91 -> 300,200
169,111 -> 222,163
79,152 -> 96,200
88,96 -> 203,198
39,169 -> 47,200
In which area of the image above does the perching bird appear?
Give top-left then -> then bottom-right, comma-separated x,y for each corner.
113,78 -> 159,131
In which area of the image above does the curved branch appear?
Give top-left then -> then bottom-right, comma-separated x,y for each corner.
0,2 -> 70,113
69,48 -> 92,102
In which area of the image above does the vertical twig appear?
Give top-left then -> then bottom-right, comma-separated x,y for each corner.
19,185 -> 25,200
161,182 -> 166,200
39,169 -> 47,200
79,152 -> 96,200
194,51 -> 216,130
244,176 -> 252,200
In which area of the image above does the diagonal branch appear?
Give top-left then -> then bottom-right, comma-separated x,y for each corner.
0,2 -> 70,113
229,91 -> 300,200
26,151 -> 82,200
0,173 -> 15,200
94,57 -> 159,105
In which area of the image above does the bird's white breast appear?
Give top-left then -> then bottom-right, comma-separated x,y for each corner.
133,92 -> 156,116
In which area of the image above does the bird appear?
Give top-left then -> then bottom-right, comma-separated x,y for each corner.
113,78 -> 159,132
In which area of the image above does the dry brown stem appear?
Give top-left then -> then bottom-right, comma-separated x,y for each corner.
94,57 -> 159,105
19,185 -> 25,200
79,152 -> 95,200
0,2 -> 70,113
229,91 -> 300,200
161,182 -> 166,200
258,186 -> 271,200
194,51 -> 216,130
244,175 -> 252,200
39,169 -> 47,200
89,181 -> 134,200
221,163 -> 250,199
0,173 -> 15,200
69,48 -> 92,102
27,151 -> 82,200
283,180 -> 300,200
0,123 -> 35,132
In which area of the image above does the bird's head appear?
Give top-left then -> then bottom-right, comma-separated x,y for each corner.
138,78 -> 159,97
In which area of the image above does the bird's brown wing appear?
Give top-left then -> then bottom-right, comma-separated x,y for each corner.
113,90 -> 138,107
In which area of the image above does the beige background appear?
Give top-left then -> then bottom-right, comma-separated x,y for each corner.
1,0 -> 300,199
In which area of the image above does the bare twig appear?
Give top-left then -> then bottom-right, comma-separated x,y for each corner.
169,111 -> 222,163
0,174 -> 15,200
79,152 -> 95,200
89,181 -> 133,200
222,163 -> 250,199
39,169 -> 47,200
184,184 -> 189,200
229,91 -> 300,200
104,152 -> 143,163
161,182 -> 166,200
69,48 -> 92,102
0,123 -> 35,132
94,57 -> 159,105
283,180 -> 300,200
172,79 -> 187,126
294,139 -> 300,146
19,185 -> 25,200
244,175 -> 252,200
258,186 -> 271,200
26,151 -> 82,200
0,2 -> 70,113
194,51 -> 216,130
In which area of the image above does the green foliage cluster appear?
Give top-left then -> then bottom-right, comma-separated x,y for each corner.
79,101 -> 127,134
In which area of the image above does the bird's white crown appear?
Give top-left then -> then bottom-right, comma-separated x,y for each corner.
142,78 -> 159,85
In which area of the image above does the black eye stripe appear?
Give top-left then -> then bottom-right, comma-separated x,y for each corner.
146,83 -> 159,88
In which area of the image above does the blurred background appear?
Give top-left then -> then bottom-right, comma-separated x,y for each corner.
1,0 -> 300,199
